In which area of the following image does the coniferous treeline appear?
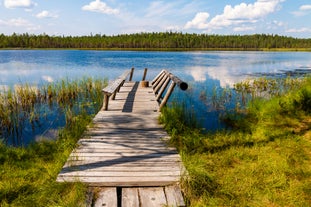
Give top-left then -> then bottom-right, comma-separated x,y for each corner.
0,32 -> 311,50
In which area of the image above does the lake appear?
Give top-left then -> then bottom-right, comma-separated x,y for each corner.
1,50 -> 311,144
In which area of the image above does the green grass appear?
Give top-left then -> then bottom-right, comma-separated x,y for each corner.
160,76 -> 311,206
0,78 -> 107,206
0,116 -> 90,206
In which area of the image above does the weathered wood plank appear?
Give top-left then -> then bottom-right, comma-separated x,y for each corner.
70,152 -> 179,158
58,171 -> 182,177
165,185 -> 186,207
94,187 -> 117,207
139,187 -> 167,207
64,155 -> 181,163
75,144 -> 175,151
57,176 -> 179,186
63,161 -> 182,168
59,166 -> 182,172
72,148 -> 176,154
122,188 -> 139,207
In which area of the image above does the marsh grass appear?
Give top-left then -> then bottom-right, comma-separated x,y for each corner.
0,77 -> 107,206
160,76 -> 311,206
0,77 -> 107,145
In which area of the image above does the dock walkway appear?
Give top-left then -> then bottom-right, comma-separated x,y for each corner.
57,81 -> 185,207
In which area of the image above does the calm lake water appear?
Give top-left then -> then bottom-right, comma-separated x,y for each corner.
1,50 -> 311,144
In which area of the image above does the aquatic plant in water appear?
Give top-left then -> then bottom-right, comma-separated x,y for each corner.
0,77 -> 107,146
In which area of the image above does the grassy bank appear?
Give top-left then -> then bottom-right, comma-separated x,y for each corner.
0,78 -> 107,206
160,76 -> 311,206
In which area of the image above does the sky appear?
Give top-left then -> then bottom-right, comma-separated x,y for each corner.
0,0 -> 311,38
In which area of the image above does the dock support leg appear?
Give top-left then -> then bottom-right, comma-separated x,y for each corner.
103,93 -> 110,111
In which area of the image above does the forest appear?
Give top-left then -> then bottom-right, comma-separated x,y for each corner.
0,32 -> 311,50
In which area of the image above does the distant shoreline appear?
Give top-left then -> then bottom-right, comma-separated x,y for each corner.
1,47 -> 311,52
1,33 -> 311,51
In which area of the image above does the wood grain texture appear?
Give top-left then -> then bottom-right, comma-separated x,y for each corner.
94,188 -> 117,207
139,187 -> 167,207
122,188 -> 139,207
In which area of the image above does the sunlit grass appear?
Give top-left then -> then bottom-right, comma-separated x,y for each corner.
161,76 -> 311,206
0,77 -> 107,206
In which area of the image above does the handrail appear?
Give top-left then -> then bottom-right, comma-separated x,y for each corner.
102,68 -> 134,110
152,70 -> 188,110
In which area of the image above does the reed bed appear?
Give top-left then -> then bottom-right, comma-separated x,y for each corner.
197,76 -> 305,115
0,77 -> 107,146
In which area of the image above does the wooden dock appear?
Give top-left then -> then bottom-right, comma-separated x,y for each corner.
57,80 -> 186,206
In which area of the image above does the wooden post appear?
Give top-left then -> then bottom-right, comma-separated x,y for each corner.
103,93 -> 110,110
142,68 -> 148,81
159,82 -> 176,110
167,73 -> 188,90
129,67 -> 134,81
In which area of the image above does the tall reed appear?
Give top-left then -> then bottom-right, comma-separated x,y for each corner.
0,77 -> 107,146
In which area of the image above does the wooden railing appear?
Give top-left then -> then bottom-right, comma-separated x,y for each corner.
152,70 -> 188,110
102,68 -> 134,110
102,68 -> 187,111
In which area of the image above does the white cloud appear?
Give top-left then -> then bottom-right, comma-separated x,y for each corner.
208,0 -> 283,29
185,0 -> 283,31
300,5 -> 311,11
36,10 -> 58,19
0,18 -> 40,31
184,12 -> 209,29
0,18 -> 28,27
286,27 -> 311,33
292,4 -> 311,16
82,0 -> 119,15
4,0 -> 36,9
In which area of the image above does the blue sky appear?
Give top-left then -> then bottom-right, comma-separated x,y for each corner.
0,0 -> 311,38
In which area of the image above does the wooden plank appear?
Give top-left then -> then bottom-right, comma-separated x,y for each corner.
63,161 -> 182,168
57,176 -> 179,186
59,166 -> 182,172
63,155 -> 181,162
76,138 -> 169,144
73,148 -> 176,154
165,185 -> 186,207
70,152 -> 179,158
58,171 -> 182,177
94,187 -> 117,207
76,140 -> 168,145
75,144 -> 175,151
139,187 -> 167,207
122,188 -> 139,207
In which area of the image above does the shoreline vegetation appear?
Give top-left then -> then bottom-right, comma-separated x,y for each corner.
0,76 -> 310,206
1,32 -> 311,51
160,76 -> 311,206
0,78 -> 107,206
